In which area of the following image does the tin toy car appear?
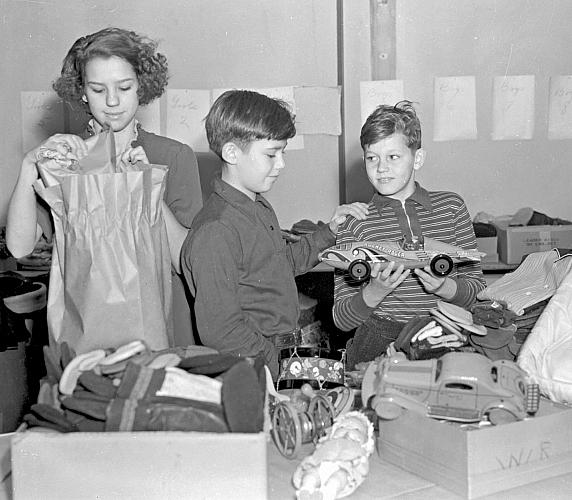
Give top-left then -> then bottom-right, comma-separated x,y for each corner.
318,235 -> 483,281
361,352 -> 540,425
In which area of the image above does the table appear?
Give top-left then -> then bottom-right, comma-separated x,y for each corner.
268,441 -> 572,499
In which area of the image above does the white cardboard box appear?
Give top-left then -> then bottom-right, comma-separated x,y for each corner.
11,430 -> 268,500
378,398 -> 572,499
495,224 -> 572,264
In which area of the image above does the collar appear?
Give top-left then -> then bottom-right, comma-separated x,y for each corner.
86,119 -> 140,148
213,177 -> 272,221
372,182 -> 433,212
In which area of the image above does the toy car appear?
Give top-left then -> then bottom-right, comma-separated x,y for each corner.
361,352 -> 540,425
318,235 -> 483,281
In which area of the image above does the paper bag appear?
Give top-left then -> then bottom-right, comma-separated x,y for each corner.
35,129 -> 172,354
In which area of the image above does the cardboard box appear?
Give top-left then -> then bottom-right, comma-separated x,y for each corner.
378,398 -> 572,499
495,224 -> 572,264
11,430 -> 268,500
0,432 -> 13,496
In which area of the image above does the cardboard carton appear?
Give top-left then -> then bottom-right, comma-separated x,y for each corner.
11,430 -> 268,500
378,398 -> 572,499
495,223 -> 572,264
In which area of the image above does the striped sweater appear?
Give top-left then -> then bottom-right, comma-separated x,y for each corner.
333,183 -> 486,330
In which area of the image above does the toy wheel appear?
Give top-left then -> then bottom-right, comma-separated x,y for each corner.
487,407 -> 519,425
372,397 -> 404,420
271,401 -> 302,458
348,259 -> 371,281
430,254 -> 454,276
308,395 -> 335,438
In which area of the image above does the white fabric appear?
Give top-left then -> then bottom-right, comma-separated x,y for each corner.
518,267 -> 572,404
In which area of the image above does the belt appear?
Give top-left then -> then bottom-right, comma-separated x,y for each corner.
272,329 -> 302,350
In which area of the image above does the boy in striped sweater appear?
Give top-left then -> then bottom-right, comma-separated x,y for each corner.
333,101 -> 486,369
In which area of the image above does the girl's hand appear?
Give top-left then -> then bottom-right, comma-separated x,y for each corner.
120,146 -> 149,165
31,133 -> 88,164
328,202 -> 369,234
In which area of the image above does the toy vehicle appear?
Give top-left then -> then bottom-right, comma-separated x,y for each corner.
361,352 -> 540,425
318,235 -> 483,281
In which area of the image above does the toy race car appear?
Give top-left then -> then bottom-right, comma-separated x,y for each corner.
318,235 -> 483,281
361,352 -> 540,425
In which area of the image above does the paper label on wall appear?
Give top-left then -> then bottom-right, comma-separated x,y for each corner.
492,75 -> 535,140
212,86 -> 304,150
166,89 -> 211,152
433,76 -> 477,141
21,91 -> 65,153
294,86 -> 341,135
136,99 -> 161,135
548,75 -> 572,140
360,80 -> 404,124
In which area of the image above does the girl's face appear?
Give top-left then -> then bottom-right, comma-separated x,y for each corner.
83,56 -> 140,133
364,132 -> 425,202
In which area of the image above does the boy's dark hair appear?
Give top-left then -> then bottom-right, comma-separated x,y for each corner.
52,27 -> 168,109
360,100 -> 422,150
205,90 -> 296,160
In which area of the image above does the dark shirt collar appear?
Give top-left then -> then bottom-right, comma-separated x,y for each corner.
213,177 -> 272,220
372,182 -> 433,212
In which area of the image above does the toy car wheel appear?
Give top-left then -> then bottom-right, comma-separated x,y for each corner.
308,395 -> 335,439
430,254 -> 454,276
271,401 -> 302,458
348,259 -> 371,281
371,397 -> 404,420
487,407 -> 519,425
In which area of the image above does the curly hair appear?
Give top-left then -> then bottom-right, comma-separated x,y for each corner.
360,100 -> 422,151
205,90 -> 296,160
52,27 -> 168,109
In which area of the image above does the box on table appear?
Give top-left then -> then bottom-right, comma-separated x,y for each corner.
11,430 -> 268,500
494,223 -> 572,264
378,398 -> 572,499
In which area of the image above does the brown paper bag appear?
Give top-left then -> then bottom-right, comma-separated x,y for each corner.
35,129 -> 172,354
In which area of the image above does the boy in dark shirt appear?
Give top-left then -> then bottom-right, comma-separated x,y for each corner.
181,90 -> 368,378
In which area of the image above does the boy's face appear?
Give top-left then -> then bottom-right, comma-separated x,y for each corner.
83,56 -> 140,133
224,139 -> 287,200
364,133 -> 424,202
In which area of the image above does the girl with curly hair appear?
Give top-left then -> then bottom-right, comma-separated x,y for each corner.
7,28 -> 202,347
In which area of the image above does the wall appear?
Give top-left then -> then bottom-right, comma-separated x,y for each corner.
3,0 -> 571,230
396,0 -> 572,222
0,0 -> 339,229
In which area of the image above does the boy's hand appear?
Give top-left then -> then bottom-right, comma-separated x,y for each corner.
328,202 -> 369,234
414,267 -> 457,300
362,261 -> 410,307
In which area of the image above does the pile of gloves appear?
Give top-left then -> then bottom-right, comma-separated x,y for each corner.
394,301 -> 488,360
25,340 -> 266,434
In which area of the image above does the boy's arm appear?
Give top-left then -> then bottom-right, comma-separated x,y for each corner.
285,203 -> 369,276
182,224 -> 278,371
448,202 -> 487,307
285,224 -> 336,276
415,200 -> 486,308
331,223 -> 376,331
